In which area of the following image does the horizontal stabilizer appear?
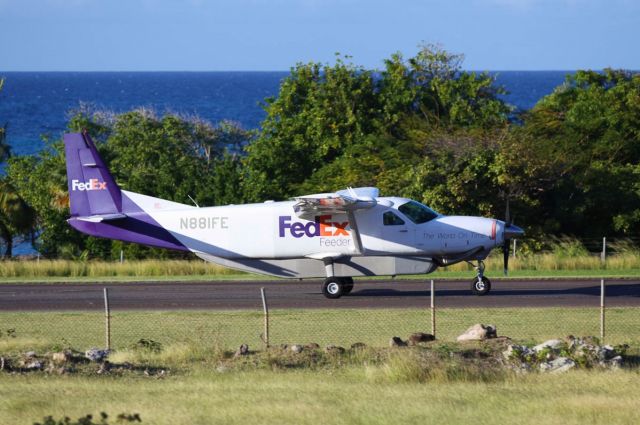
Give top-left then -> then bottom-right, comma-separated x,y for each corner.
75,213 -> 127,223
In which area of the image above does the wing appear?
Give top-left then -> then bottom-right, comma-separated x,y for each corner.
293,187 -> 379,255
293,187 -> 378,218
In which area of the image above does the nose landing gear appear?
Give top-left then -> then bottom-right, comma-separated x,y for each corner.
468,260 -> 491,296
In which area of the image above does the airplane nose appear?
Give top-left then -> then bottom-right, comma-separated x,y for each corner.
503,223 -> 524,239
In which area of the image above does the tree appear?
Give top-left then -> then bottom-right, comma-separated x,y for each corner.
499,69 -> 640,238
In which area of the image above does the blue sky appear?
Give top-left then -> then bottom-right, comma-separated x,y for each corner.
0,0 -> 638,71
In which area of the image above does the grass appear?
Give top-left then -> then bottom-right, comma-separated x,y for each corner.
1,306 -> 638,352
1,360 -> 639,425
1,253 -> 640,283
1,306 -> 639,425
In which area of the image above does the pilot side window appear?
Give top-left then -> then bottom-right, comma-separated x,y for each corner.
383,211 -> 405,226
398,201 -> 438,224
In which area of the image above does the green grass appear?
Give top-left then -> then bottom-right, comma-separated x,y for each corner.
0,254 -> 639,283
1,367 -> 639,425
1,307 -> 637,353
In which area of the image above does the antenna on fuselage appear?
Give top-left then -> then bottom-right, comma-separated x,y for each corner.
187,195 -> 200,208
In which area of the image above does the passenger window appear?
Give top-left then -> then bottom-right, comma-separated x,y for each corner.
383,211 -> 405,226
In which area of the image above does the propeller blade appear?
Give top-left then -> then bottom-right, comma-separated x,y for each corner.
505,198 -> 511,227
503,239 -> 510,276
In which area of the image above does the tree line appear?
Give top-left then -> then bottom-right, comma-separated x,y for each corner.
1,44 -> 639,259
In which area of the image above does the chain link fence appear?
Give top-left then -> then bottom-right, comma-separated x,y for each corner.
1,281 -> 638,351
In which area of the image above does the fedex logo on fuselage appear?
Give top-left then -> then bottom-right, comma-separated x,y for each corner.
71,179 -> 107,191
279,215 -> 349,238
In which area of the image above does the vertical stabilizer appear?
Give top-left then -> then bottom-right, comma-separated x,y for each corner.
64,132 -> 122,217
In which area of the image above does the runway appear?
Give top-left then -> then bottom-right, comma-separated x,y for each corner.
0,278 -> 638,311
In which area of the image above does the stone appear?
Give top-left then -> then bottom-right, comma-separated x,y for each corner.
85,348 -> 109,362
608,355 -> 623,370
290,344 -> 304,354
22,360 -> 43,370
97,361 -> 111,374
305,343 -> 320,350
456,324 -> 497,342
325,345 -> 345,354
51,352 -> 70,364
390,337 -> 407,347
503,344 -> 534,360
540,357 -> 576,373
350,342 -> 367,350
533,339 -> 565,353
234,344 -> 249,357
24,351 -> 37,358
408,333 -> 435,345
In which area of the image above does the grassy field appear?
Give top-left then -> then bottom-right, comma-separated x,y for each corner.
1,306 -> 639,425
1,253 -> 640,283
1,356 -> 639,425
1,306 -> 638,352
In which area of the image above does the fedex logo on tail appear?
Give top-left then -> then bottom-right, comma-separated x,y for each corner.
279,215 -> 349,238
71,179 -> 107,191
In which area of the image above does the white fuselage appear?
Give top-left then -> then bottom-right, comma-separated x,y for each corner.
126,191 -> 502,262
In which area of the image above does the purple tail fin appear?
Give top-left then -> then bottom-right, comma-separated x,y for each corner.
64,132 -> 122,218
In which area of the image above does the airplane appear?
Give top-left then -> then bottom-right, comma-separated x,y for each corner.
64,131 -> 524,299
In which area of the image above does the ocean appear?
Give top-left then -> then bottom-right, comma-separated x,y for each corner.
0,71 -> 571,157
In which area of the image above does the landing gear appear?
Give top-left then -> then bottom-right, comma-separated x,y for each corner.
321,277 -> 354,299
468,260 -> 491,296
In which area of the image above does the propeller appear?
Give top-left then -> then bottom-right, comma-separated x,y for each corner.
503,199 -> 511,276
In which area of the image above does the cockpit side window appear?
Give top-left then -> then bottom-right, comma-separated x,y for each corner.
398,201 -> 438,224
383,211 -> 405,226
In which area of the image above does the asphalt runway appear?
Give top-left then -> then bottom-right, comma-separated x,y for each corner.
0,278 -> 638,311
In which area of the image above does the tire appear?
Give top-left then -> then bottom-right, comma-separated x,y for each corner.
342,277 -> 354,295
471,276 -> 491,296
322,277 -> 345,299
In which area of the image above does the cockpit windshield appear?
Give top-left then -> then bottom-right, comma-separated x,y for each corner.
397,201 -> 439,224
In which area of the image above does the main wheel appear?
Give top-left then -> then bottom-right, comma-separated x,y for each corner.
342,277 -> 354,295
471,276 -> 491,296
322,277 -> 345,299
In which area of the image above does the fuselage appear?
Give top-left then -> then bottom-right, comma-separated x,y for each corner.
123,191 -> 503,261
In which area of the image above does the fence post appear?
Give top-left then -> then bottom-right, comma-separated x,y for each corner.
601,237 -> 606,263
103,288 -> 111,350
430,279 -> 436,338
120,250 -> 124,264
512,239 -> 517,258
260,287 -> 269,349
600,279 -> 605,343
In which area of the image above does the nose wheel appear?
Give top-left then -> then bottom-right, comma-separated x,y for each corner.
468,260 -> 491,296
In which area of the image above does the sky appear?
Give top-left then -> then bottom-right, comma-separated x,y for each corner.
0,0 -> 638,71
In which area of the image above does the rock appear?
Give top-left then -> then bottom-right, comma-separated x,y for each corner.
85,348 -> 109,362
540,357 -> 576,373
503,344 -> 534,360
305,343 -> 320,350
389,337 -> 407,347
234,344 -> 249,357
325,345 -> 345,354
350,342 -> 367,350
51,352 -> 70,364
24,351 -> 37,358
290,344 -> 304,354
456,324 -> 497,342
21,360 -> 43,370
608,355 -> 623,370
97,361 -> 111,374
408,333 -> 435,345
533,339 -> 565,353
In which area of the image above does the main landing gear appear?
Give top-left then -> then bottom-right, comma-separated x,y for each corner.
322,277 -> 354,299
468,260 -> 491,296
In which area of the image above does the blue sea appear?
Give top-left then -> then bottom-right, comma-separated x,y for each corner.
0,71 -> 571,158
